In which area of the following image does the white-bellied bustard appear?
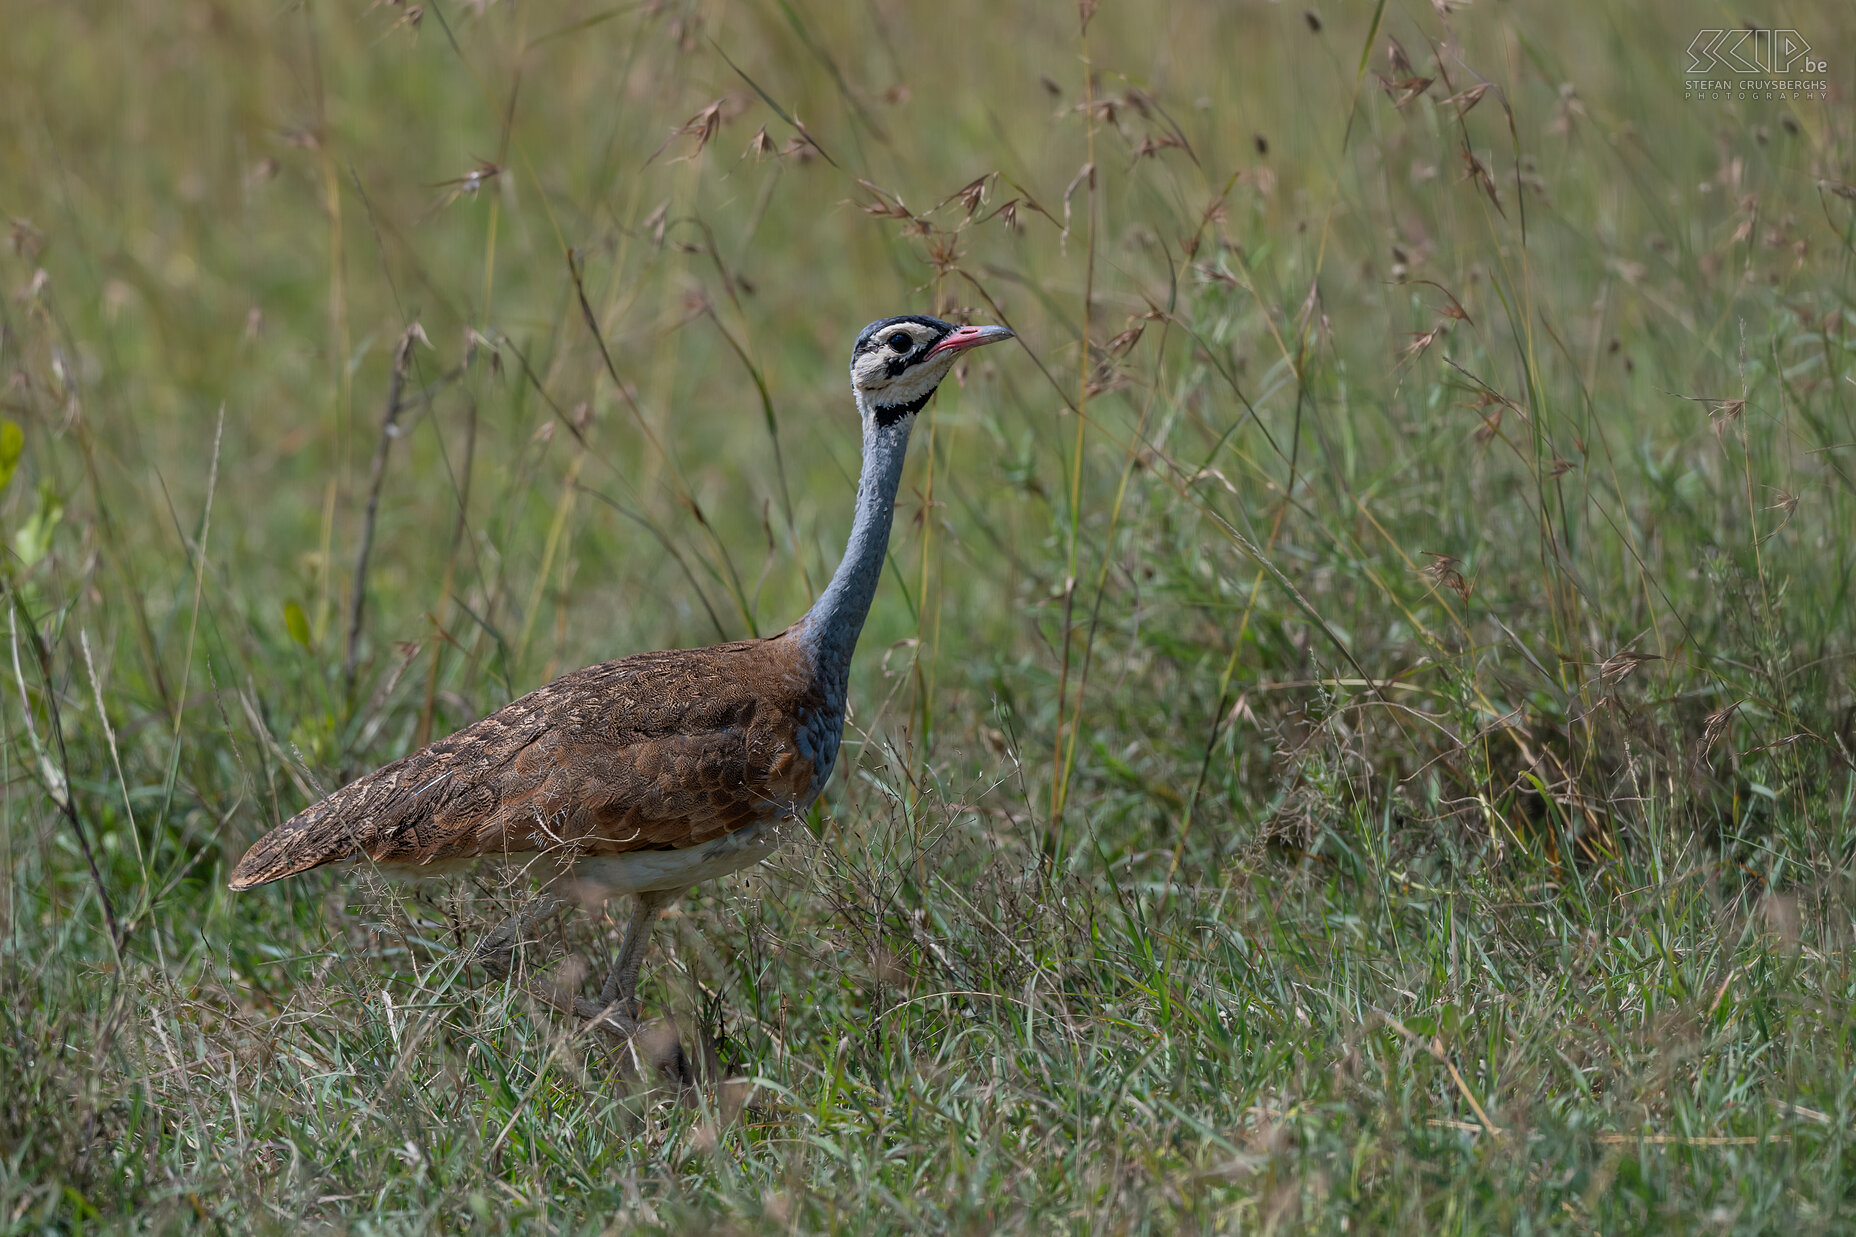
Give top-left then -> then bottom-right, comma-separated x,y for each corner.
229,316 -> 1014,1036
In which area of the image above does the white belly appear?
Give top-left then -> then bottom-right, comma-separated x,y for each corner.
360,816 -> 788,898
567,816 -> 788,896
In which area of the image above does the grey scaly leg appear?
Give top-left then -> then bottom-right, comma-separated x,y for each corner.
595,887 -> 684,1024
472,894 -> 565,978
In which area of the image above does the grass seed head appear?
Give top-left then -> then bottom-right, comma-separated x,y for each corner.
1701,701 -> 1742,754
8,218 -> 45,259
1420,552 -> 1471,599
935,174 -> 993,219
856,179 -> 914,220
1597,650 -> 1661,684
1706,397 -> 1747,440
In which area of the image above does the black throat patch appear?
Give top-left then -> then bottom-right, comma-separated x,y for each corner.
871,387 -> 934,427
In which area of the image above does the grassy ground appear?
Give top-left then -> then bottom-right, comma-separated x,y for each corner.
3,0 -> 1855,1230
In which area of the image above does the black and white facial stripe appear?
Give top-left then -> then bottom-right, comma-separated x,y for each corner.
852,314 -> 956,365
850,310 -> 950,354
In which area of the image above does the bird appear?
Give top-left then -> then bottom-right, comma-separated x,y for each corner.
228,314 -> 1014,1034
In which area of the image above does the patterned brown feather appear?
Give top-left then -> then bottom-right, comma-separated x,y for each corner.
227,630 -> 823,890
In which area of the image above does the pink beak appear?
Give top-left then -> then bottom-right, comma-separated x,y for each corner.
924,323 -> 1015,360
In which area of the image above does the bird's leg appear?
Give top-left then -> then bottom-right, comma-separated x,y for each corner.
594,887 -> 683,1025
472,894 -> 565,979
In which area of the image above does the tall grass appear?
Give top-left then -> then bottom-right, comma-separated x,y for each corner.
2,0 -> 1855,1230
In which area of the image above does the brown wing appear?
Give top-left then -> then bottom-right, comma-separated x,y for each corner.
227,635 -> 821,890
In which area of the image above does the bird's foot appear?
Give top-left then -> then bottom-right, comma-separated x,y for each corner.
569,994 -> 639,1039
585,1009 -> 698,1088
560,996 -> 697,1087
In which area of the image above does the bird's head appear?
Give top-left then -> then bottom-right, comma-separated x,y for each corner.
849,315 -> 1014,427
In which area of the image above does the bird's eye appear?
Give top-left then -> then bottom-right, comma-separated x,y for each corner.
886,332 -> 913,353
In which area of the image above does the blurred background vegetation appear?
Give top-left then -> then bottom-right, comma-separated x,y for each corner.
2,0 -> 1855,1230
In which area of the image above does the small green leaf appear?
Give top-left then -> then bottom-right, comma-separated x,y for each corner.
0,421 -> 23,493
12,480 -> 62,568
284,600 -> 311,648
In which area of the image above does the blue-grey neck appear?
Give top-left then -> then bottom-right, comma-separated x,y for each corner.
797,394 -> 915,688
